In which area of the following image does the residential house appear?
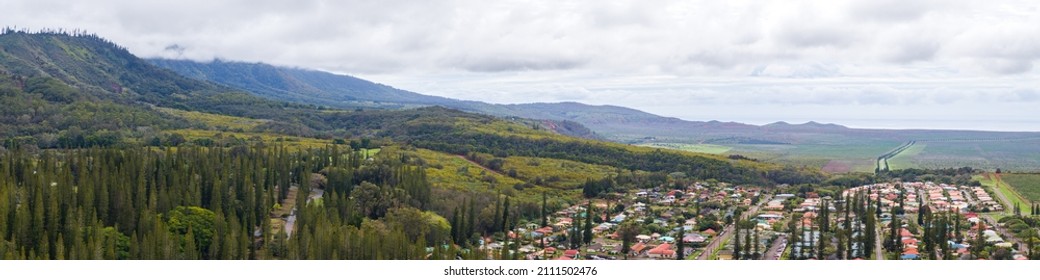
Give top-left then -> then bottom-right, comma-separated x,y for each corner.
648,243 -> 675,259
629,242 -> 649,257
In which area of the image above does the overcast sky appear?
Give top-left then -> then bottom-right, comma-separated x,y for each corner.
4,0 -> 1039,131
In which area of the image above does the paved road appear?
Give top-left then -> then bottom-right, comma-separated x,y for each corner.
981,215 -> 1029,256
284,187 -> 324,238
763,235 -> 786,260
981,174 -> 1030,256
874,226 -> 884,260
696,195 -> 769,260
697,225 -> 732,260
989,175 -> 1017,216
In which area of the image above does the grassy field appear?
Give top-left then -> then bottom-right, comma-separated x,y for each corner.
886,143 -> 926,170
159,108 -> 269,131
501,156 -> 619,189
167,129 -> 332,149
638,143 -> 732,154
645,131 -> 1040,173
899,139 -> 1040,171
384,147 -> 575,203
726,139 -> 899,173
1000,173 -> 1040,202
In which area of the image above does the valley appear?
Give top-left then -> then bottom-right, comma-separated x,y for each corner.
0,30 -> 1037,261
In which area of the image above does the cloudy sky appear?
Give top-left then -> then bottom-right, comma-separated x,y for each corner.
4,0 -> 1039,131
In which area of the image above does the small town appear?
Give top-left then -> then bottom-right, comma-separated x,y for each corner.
489,179 -> 1038,261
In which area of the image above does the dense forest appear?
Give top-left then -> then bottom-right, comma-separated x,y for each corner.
0,144 -> 469,259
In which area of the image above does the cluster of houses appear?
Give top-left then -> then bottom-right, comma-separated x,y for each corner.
969,186 -> 1003,211
839,181 -> 1028,260
507,182 -> 766,260
842,182 -> 1003,215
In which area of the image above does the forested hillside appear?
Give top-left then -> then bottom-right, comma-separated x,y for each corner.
0,31 -> 828,260
0,145 -> 461,259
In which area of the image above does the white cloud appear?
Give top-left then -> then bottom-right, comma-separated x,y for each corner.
2,0 -> 1038,130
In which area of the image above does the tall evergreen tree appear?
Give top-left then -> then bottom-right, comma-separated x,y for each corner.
1028,233 -> 1036,260
918,204 -> 925,225
501,197 -> 511,233
836,228 -> 847,260
753,225 -> 760,259
973,221 -> 986,257
887,206 -> 900,251
583,201 -> 593,245
450,207 -> 460,244
875,193 -> 883,218
864,205 -> 876,258
676,225 -> 685,260
733,223 -> 742,260
541,192 -> 548,227
467,198 -> 476,245
493,193 -> 502,233
743,224 -> 752,259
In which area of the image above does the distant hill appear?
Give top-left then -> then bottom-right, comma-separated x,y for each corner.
146,58 -> 1040,172
0,31 -> 222,102
147,59 -> 1040,144
147,59 -> 773,140
149,59 -> 462,109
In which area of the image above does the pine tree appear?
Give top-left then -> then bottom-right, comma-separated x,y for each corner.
753,225 -> 760,259
1028,234 -> 1036,260
733,223 -> 742,260
918,204 -> 925,225
807,221 -> 815,259
583,201 -> 593,245
875,194 -> 883,218
676,225 -> 685,260
466,198 -> 476,245
972,222 -> 986,257
819,200 -> 830,233
184,227 -> 199,260
887,206 -> 900,251
502,197 -> 511,234
493,193 -> 502,233
743,224 -> 752,259
541,192 -> 548,227
450,207 -> 460,244
836,228 -> 846,260
501,229 -> 511,260
787,213 -> 801,259
864,205 -> 876,258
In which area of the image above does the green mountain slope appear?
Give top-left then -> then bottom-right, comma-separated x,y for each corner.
1,31 -> 823,185
146,60 -> 1040,171
150,59 -> 462,108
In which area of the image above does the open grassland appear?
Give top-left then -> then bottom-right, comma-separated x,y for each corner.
726,139 -> 899,173
886,143 -> 926,170
459,117 -> 572,141
637,143 -> 732,154
1000,173 -> 1040,202
158,108 -> 269,131
717,137 -> 1040,173
167,129 -> 332,149
897,139 -> 1040,171
501,156 -> 619,189
383,147 -> 575,203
